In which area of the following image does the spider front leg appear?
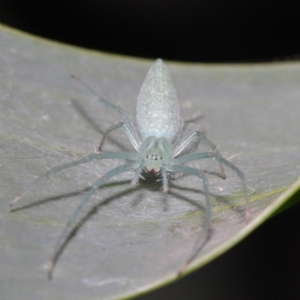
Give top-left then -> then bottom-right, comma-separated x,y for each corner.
48,161 -> 137,279
10,149 -> 139,279
167,164 -> 212,275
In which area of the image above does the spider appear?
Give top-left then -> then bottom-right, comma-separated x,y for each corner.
10,59 -> 248,279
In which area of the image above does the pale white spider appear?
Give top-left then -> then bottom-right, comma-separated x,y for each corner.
10,59 -> 248,279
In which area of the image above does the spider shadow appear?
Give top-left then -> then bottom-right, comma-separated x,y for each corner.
170,180 -> 245,216
10,179 -> 133,213
50,182 -> 207,273
11,165 -> 244,277
49,177 -> 217,274
131,178 -> 207,213
11,174 -> 215,276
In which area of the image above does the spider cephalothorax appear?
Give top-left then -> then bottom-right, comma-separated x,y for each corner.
139,136 -> 173,172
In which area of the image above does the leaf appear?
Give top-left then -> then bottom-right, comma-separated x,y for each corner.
1,24 -> 299,300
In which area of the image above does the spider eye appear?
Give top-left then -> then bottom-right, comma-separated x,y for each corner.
145,153 -> 163,161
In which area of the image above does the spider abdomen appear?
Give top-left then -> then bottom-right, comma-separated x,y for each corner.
137,59 -> 180,141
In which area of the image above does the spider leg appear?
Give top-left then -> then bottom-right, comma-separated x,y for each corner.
175,150 -> 249,221
131,160 -> 145,186
10,151 -> 138,209
48,162 -> 136,279
72,75 -> 141,150
167,164 -> 211,276
175,131 -> 226,179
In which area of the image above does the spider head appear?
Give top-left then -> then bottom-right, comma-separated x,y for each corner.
138,136 -> 173,172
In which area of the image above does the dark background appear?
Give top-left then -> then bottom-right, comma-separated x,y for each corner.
1,0 -> 300,62
1,1 -> 300,299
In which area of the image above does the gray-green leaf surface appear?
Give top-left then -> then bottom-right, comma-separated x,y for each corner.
0,25 -> 299,300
